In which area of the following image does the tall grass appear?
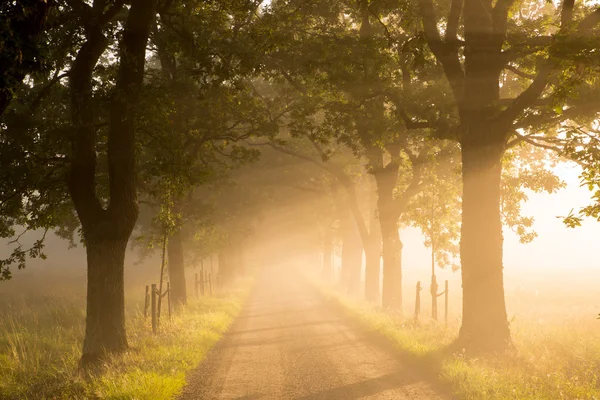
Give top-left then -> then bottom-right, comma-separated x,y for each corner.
314,279 -> 600,400
0,278 -> 251,400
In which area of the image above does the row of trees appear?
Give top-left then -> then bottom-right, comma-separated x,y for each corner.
1,0 -> 600,363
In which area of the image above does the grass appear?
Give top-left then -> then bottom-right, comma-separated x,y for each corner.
0,277 -> 252,400
313,278 -> 600,400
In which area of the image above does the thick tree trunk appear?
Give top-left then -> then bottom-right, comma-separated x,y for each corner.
379,213 -> 402,310
364,198 -> 381,303
375,164 -> 402,310
458,141 -> 510,351
80,236 -> 128,364
341,222 -> 362,297
167,229 -> 187,307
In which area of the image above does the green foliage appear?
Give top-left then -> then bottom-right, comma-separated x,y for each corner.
0,0 -> 52,114
501,145 -> 566,243
404,142 -> 462,270
560,123 -> 600,226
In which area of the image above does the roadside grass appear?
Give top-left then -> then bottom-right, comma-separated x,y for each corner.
0,278 -> 252,400
314,279 -> 600,400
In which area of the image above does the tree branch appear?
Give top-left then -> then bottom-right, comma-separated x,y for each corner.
419,0 -> 465,103
493,0 -> 518,37
504,64 -> 537,80
446,0 -> 463,41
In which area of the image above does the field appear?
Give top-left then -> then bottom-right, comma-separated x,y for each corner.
0,267 -> 249,400
315,271 -> 600,400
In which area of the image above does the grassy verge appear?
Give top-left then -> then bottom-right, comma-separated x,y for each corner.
0,279 -> 252,400
312,279 -> 600,400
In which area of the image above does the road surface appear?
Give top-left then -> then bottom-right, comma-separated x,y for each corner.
180,268 -> 449,400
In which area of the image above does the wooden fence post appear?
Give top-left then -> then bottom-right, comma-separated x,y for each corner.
444,280 -> 449,326
167,281 -> 172,319
208,273 -> 213,295
144,285 -> 149,318
415,281 -> 421,322
151,283 -> 157,333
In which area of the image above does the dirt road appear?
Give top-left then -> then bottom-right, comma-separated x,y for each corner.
180,268 -> 449,400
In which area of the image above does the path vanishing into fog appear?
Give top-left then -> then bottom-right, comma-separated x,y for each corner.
180,268 -> 449,400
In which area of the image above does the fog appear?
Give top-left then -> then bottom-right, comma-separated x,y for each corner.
3,160 -> 597,324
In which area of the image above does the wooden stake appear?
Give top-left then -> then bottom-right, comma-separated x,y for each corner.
151,283 -> 157,333
167,281 -> 172,319
144,285 -> 149,318
415,281 -> 421,323
157,229 -> 167,323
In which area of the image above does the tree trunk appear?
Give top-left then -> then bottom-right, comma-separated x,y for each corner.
80,236 -> 128,365
379,213 -> 402,310
341,221 -> 362,297
167,229 -> 187,307
458,141 -> 510,351
67,0 -> 157,366
364,194 -> 381,303
375,164 -> 402,310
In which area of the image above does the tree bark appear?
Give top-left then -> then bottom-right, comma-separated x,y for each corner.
379,210 -> 402,310
458,140 -> 510,351
81,236 -> 128,364
364,187 -> 381,303
375,164 -> 403,310
167,229 -> 187,307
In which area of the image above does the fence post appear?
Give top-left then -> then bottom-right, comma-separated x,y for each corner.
208,273 -> 213,295
151,283 -> 157,333
144,285 -> 149,318
194,273 -> 199,298
167,281 -> 172,319
445,280 -> 449,326
415,281 -> 421,322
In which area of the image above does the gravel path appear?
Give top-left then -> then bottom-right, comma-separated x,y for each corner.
179,268 -> 450,400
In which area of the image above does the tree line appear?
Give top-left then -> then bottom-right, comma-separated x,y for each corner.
1,0 -> 600,364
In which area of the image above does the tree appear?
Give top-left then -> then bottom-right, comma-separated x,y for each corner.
261,0 -> 453,308
65,0 -> 157,364
418,0 -> 600,351
130,0 -> 279,306
406,143 -> 565,319
258,133 -> 380,296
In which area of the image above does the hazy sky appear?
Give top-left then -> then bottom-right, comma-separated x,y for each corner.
403,161 -> 600,276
